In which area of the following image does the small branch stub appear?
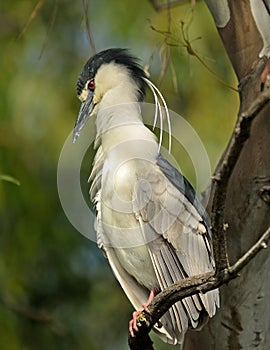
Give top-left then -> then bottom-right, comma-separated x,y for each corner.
259,185 -> 270,204
261,241 -> 268,249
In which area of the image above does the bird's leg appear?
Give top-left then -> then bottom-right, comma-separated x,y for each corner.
129,289 -> 159,337
142,289 -> 156,313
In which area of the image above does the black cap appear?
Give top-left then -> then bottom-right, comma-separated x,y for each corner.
76,48 -> 147,101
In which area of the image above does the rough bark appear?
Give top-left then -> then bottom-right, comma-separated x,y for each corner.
184,1 -> 270,349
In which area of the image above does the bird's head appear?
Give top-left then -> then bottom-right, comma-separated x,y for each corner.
73,48 -> 147,142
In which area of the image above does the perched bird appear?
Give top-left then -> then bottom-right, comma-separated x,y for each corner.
73,48 -> 219,345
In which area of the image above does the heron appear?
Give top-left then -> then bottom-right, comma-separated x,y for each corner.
73,48 -> 219,345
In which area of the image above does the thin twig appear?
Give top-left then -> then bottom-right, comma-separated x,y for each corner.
230,226 -> 270,275
39,0 -> 59,59
149,18 -> 238,92
82,0 -> 96,54
179,21 -> 238,92
16,0 -> 45,41
158,45 -> 171,85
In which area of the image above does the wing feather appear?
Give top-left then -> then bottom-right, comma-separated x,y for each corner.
134,159 -> 219,340
160,245 -> 200,327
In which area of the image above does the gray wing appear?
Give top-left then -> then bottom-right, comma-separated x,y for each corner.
157,153 -> 210,226
134,157 -> 219,342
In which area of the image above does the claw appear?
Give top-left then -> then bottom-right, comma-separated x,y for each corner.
129,310 -> 142,337
128,289 -> 157,337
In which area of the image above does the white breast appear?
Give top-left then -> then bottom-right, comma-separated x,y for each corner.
90,95 -> 161,289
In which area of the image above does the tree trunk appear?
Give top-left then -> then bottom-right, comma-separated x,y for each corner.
184,1 -> 270,349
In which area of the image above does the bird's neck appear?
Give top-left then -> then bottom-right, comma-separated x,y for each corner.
89,98 -> 158,202
95,93 -> 158,156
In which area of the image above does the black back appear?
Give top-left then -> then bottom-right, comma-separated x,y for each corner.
157,154 -> 211,228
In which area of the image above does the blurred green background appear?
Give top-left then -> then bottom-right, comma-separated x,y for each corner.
0,1 -> 238,349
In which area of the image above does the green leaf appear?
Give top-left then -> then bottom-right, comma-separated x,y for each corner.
0,174 -> 21,186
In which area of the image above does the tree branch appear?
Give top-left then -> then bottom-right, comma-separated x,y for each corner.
128,226 -> 270,349
210,87 -> 270,273
229,226 -> 270,275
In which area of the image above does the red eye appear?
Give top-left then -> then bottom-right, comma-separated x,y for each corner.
87,80 -> 95,91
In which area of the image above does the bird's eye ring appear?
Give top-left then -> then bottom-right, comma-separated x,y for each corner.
87,80 -> 95,91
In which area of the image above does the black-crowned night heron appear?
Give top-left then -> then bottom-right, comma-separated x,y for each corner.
73,48 -> 219,345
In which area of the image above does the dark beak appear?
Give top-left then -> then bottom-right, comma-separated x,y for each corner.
73,92 -> 95,143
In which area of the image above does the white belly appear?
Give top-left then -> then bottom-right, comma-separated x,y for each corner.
100,156 -> 159,290
114,245 -> 158,290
